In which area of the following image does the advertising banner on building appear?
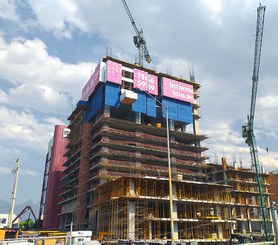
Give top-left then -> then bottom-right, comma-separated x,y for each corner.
81,62 -> 104,101
162,77 -> 194,103
133,69 -> 158,95
106,60 -> 122,85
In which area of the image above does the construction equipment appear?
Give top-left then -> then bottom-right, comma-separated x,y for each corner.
242,4 -> 270,241
121,0 -> 152,67
12,206 -> 38,229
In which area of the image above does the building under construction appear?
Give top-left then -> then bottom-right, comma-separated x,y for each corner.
59,56 -> 274,243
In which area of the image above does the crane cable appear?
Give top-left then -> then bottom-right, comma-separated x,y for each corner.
257,92 -> 270,166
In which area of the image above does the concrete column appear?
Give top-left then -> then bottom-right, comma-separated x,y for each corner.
218,224 -> 223,239
172,182 -> 177,199
129,179 -> 135,196
135,112 -> 141,124
214,189 -> 220,202
169,120 -> 175,143
214,191 -> 224,239
241,222 -> 247,234
148,220 -> 152,240
181,123 -> 186,133
270,202 -> 278,243
128,201 -> 135,240
193,108 -> 199,135
193,112 -> 200,147
172,182 -> 179,240
248,221 -> 252,234
104,105 -> 110,117
169,119 -> 175,130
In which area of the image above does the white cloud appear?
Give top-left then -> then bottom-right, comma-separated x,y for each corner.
27,0 -> 89,38
0,166 -> 11,174
20,168 -> 39,176
1,84 -> 70,113
0,0 -> 19,21
0,106 -> 55,152
203,121 -> 243,145
156,57 -> 191,79
260,95 -> 278,109
0,36 -> 96,114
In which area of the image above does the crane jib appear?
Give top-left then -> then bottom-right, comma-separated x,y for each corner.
121,0 -> 152,67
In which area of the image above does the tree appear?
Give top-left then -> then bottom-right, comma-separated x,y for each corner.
19,219 -> 36,230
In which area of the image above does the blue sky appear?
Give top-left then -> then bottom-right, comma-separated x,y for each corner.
0,0 -> 278,207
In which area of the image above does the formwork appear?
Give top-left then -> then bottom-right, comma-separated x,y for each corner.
92,177 -> 234,242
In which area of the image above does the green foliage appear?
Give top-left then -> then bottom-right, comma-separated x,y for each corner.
19,219 -> 36,230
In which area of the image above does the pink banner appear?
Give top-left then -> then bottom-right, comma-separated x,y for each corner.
81,62 -> 101,101
106,60 -> 122,84
162,77 -> 194,103
133,69 -> 158,95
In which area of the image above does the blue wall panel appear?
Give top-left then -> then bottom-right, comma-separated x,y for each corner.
83,84 -> 103,122
105,82 -> 120,107
146,95 -> 156,117
162,98 -> 178,120
162,97 -> 193,123
132,91 -> 146,114
177,101 -> 193,123
132,92 -> 156,117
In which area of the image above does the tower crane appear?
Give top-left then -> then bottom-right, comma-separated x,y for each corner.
121,0 -> 152,67
242,4 -> 270,240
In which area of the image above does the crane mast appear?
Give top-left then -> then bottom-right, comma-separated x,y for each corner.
242,4 -> 270,240
8,158 -> 20,228
121,0 -> 151,67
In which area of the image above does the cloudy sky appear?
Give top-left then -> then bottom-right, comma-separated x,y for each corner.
0,0 -> 277,206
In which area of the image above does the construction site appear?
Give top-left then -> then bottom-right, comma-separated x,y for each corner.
1,1 -> 278,245
47,2 -> 277,245
57,54 -> 274,243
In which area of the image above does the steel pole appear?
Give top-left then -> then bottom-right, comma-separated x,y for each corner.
166,107 -> 174,243
8,158 -> 20,228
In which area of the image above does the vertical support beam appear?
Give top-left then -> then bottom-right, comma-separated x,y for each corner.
270,202 -> 278,243
218,224 -> 223,239
104,105 -> 110,117
128,201 -> 135,240
193,118 -> 200,147
181,123 -> 186,133
192,88 -> 201,146
129,179 -> 135,196
148,220 -> 152,240
172,182 -> 179,240
169,119 -> 175,131
135,112 -> 141,124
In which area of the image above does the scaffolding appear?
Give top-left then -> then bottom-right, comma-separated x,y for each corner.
93,177 -> 233,241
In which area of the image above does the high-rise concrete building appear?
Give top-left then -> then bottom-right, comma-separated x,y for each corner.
58,56 -> 273,243
270,170 -> 278,206
39,125 -> 69,229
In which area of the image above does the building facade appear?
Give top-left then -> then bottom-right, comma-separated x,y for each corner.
59,56 -> 273,243
39,125 -> 69,229
269,170 -> 278,207
0,214 -> 18,228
